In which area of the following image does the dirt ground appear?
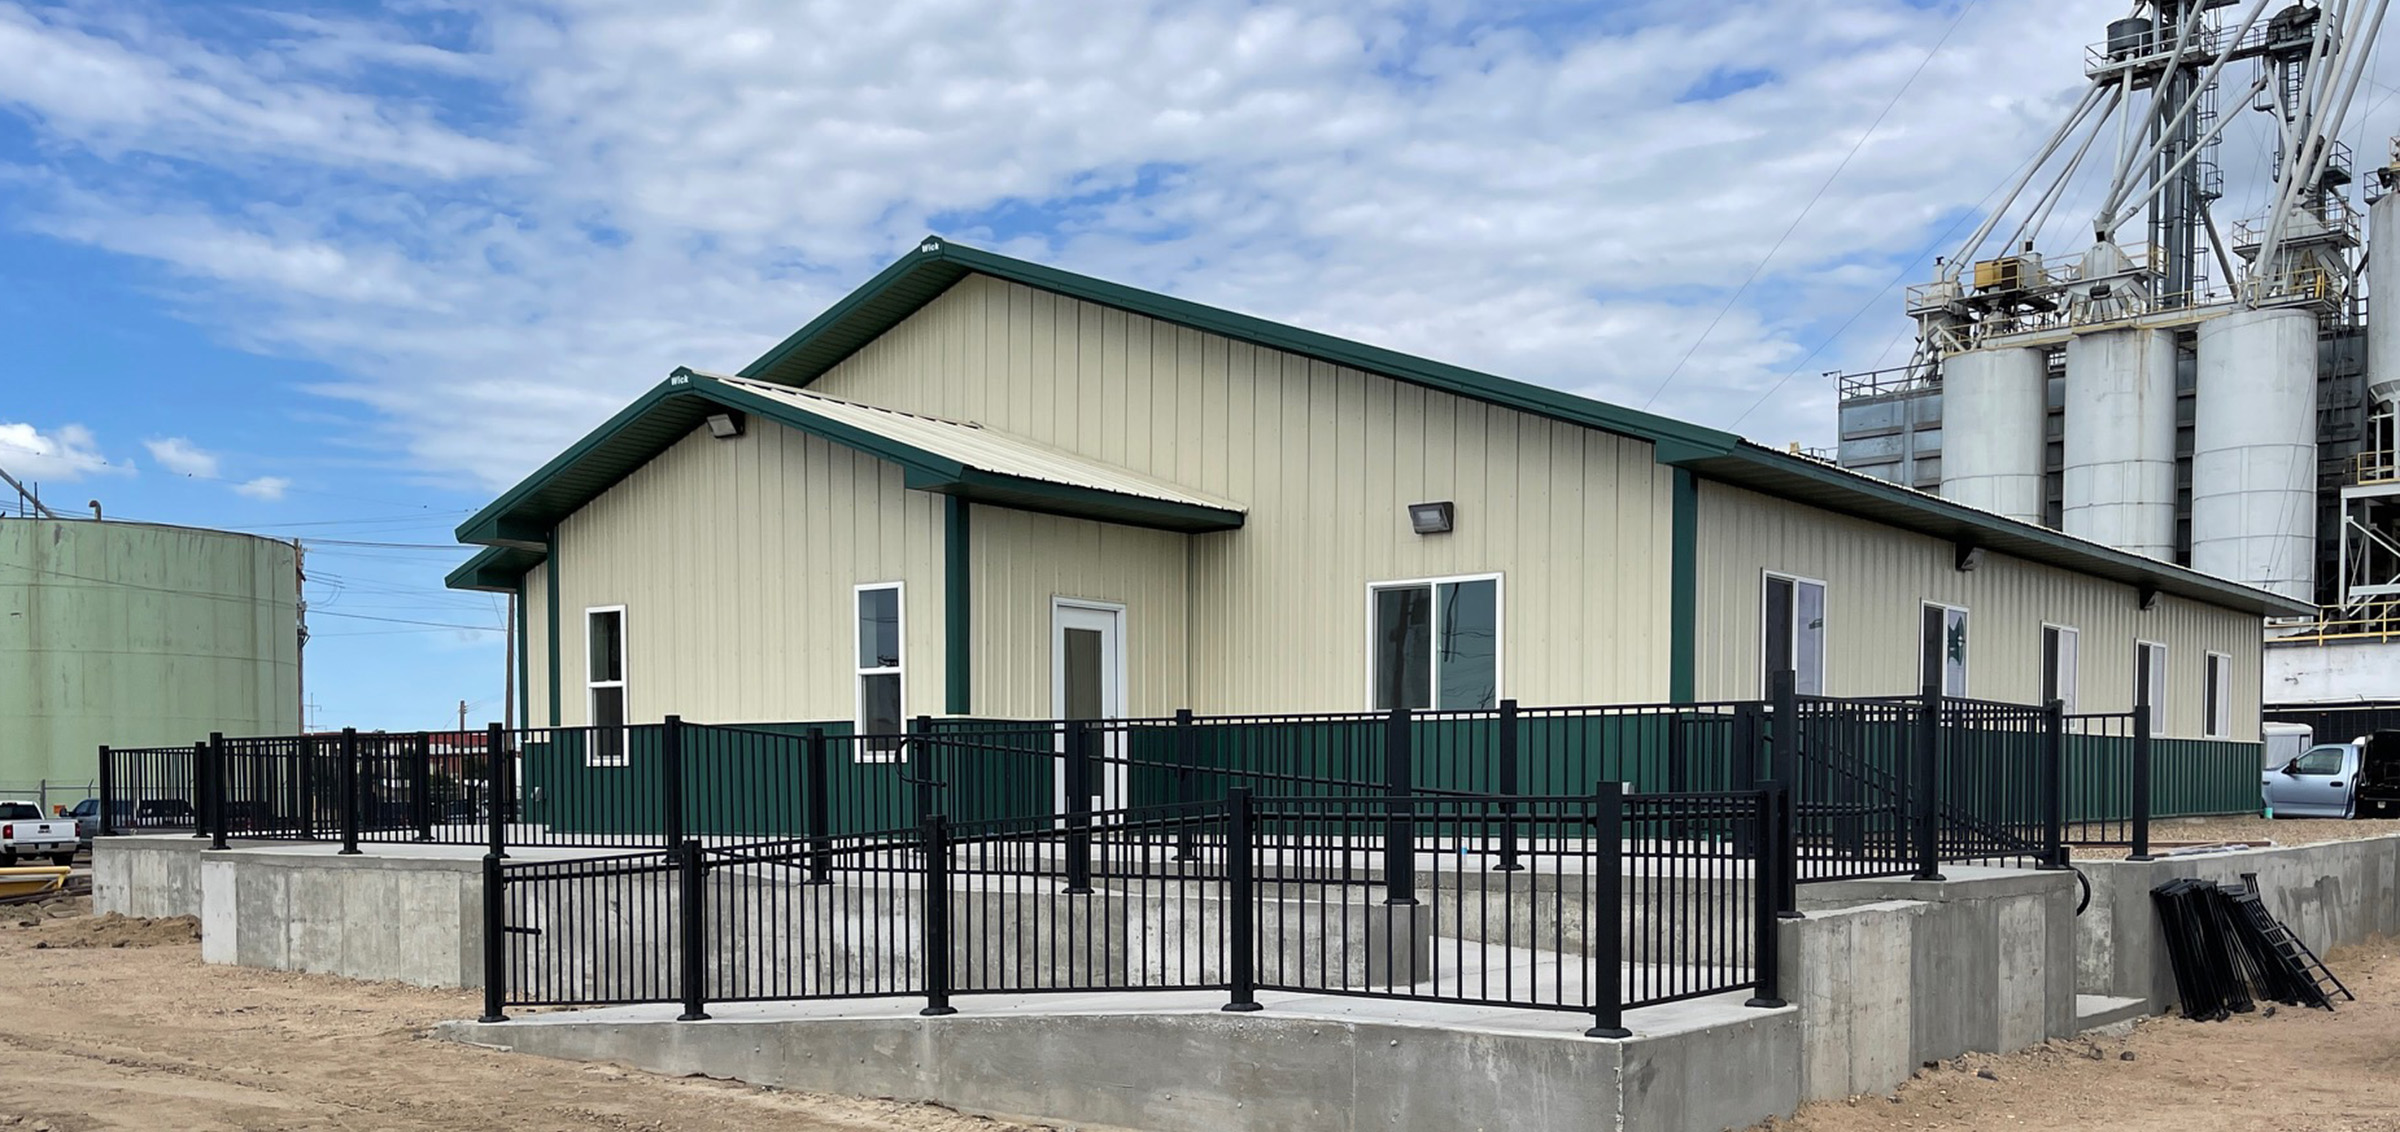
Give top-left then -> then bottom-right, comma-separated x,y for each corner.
1768,936 -> 2400,1132
12,894 -> 2400,1132
0,894 -> 1058,1132
2077,813 -> 2400,858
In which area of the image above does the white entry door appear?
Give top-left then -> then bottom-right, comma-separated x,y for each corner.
1053,601 -> 1128,816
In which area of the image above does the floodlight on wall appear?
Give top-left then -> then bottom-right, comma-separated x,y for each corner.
1953,544 -> 1984,572
705,411 -> 746,439
2139,587 -> 2160,612
1407,501 -> 1455,535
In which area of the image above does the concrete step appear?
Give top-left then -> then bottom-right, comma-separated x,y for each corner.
2075,993 -> 2148,1032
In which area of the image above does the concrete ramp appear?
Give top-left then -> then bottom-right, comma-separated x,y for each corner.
438,989 -> 1797,1132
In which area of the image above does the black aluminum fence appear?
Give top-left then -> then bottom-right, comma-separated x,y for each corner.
93,744 -> 201,835
485,786 -> 1782,1036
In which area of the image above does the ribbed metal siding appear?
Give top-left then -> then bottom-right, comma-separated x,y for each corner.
1693,481 -> 2261,740
524,561 -> 551,725
969,506 -> 1189,718
806,274 -> 1676,711
546,423 -> 945,726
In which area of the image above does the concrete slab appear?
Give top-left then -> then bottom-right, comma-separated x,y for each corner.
2074,994 -> 2147,1032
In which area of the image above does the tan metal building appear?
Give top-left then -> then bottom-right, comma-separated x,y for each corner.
450,237 -> 2304,743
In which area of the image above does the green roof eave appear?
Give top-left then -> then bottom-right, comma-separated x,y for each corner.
456,369 -> 1245,548
737,236 -> 1741,462
445,544 -> 546,593
1676,443 -> 2315,619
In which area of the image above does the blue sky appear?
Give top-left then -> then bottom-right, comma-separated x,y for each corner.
0,0 -> 2389,728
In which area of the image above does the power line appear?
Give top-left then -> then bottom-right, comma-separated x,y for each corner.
1637,0 -> 1981,411
311,610 -> 504,632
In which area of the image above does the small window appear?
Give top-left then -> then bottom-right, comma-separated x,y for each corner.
1919,603 -> 1968,697
585,607 -> 628,767
2135,641 -> 2168,721
2041,625 -> 2079,713
1369,576 -> 1499,710
1762,573 -> 1827,696
856,584 -> 904,759
2204,652 -> 2232,738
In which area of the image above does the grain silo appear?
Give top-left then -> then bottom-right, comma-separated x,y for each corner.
0,515 -> 302,795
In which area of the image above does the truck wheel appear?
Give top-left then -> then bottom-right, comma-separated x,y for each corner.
51,853 -> 75,867
0,852 -> 15,867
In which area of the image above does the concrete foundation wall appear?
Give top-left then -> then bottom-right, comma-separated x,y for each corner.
441,1001 -> 1799,1132
2077,832 -> 2400,1010
93,834 -> 202,919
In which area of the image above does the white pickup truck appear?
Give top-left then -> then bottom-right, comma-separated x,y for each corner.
0,800 -> 77,867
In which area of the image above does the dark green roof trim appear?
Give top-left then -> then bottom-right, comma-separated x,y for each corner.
739,236 -> 1742,461
1667,468 -> 1698,704
1684,443 -> 2316,619
455,368 -> 1246,547
944,497 -> 971,716
445,544 -> 547,593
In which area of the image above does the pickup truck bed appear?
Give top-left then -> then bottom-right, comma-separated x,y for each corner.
1,801 -> 77,866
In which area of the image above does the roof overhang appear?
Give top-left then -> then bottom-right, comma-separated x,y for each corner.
445,544 -> 546,593
455,369 -> 1247,549
1676,442 -> 2317,620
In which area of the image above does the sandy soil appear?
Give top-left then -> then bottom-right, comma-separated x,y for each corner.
0,895 -> 1060,1132
1767,937 -> 2400,1132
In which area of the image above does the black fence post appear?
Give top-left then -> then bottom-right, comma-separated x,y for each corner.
2130,699 -> 2154,862
96,747 -> 115,838
413,732 -> 435,842
207,733 -> 229,851
1912,683 -> 1943,882
1064,719 -> 1094,895
1734,704 -> 1764,789
661,715 -> 686,849
297,736 -> 317,839
911,715 -> 938,824
1588,780 -> 1629,1039
677,838 -> 711,1021
1384,707 -> 1418,905
1222,788 -> 1261,1013
484,723 -> 508,859
1747,783 -> 1788,1008
919,812 -> 957,1017
1496,699 -> 1523,873
805,726 -> 832,885
192,741 -> 211,842
1173,709 -> 1199,861
337,727 -> 362,854
1769,670 -> 1799,788
2040,700 -> 2066,870
1776,779 -> 1802,919
478,852 -> 507,1023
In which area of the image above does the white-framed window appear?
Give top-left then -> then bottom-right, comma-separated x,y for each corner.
855,583 -> 905,760
585,606 -> 629,767
1367,574 -> 1501,711
2135,640 -> 2168,721
1919,602 -> 1968,697
2204,652 -> 2233,739
2040,624 -> 2079,714
1761,572 -> 1827,696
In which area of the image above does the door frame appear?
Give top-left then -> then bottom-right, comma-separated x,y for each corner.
1051,598 -> 1129,816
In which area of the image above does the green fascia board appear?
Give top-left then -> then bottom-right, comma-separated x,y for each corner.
737,236 -> 1742,461
456,367 -> 1243,549
444,544 -> 547,593
1685,443 -> 2316,619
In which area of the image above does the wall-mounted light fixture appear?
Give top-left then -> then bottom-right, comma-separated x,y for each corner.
2138,587 -> 2160,612
705,411 -> 746,440
1953,544 -> 1984,572
1408,501 -> 1455,535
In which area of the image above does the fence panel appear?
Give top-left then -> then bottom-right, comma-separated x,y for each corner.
497,851 -> 683,1008
97,746 -> 198,834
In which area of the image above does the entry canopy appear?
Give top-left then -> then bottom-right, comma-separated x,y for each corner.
453,367 -> 1247,553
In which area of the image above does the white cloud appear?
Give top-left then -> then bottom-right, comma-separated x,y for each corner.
233,475 -> 290,500
0,0 -> 2369,484
0,421 -> 127,482
142,436 -> 220,478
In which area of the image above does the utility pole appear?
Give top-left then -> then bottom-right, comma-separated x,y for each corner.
457,699 -> 468,732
